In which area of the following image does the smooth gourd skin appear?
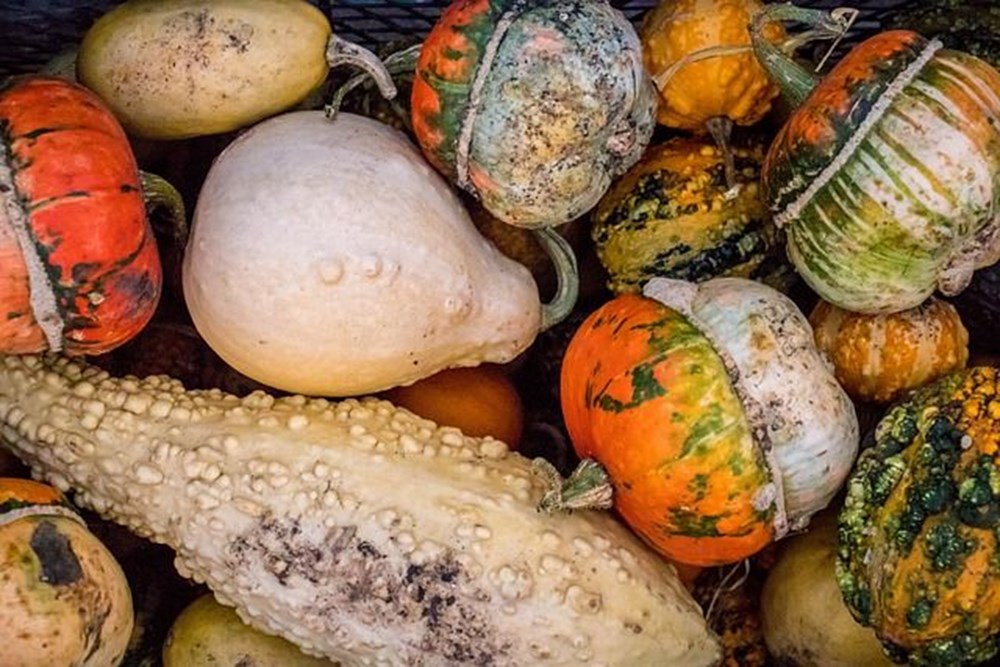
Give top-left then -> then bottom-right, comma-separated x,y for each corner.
764,31 -> 1000,314
77,0 -> 332,139
810,296 -> 970,404
411,0 -> 657,228
0,354 -> 722,666
184,111 -> 541,397
640,0 -> 782,130
0,479 -> 133,667
592,137 -> 790,293
838,367 -> 1000,666
0,76 -> 161,355
560,293 -> 777,566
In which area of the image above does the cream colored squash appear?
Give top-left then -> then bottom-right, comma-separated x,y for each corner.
184,111 -> 575,397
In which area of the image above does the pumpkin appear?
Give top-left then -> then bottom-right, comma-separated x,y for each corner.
837,366 -> 1000,666
0,353 -> 723,665
761,511 -> 895,667
164,593 -> 337,667
810,296 -> 970,404
0,477 -> 133,667
382,364 -> 525,449
591,136 -> 793,294
411,0 -> 656,229
751,5 -> 1000,314
552,277 -> 857,566
183,111 -> 577,397
0,75 -> 184,356
77,0 -> 397,140
639,0 -> 784,187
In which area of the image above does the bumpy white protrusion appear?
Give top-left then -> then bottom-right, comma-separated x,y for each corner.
0,354 -> 721,666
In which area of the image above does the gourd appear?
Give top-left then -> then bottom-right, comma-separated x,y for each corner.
383,364 -> 525,449
837,366 -> 1000,666
760,511 -> 894,667
591,136 -> 791,294
0,353 -> 722,666
0,75 -> 185,356
163,593 -> 336,667
810,296 -> 970,404
183,111 -> 577,397
411,0 -> 657,229
639,0 -> 783,187
0,477 -> 133,667
751,5 -> 1000,314
77,0 -> 397,140
551,277 -> 858,566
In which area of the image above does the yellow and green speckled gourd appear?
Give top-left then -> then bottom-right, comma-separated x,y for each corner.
592,136 -> 793,294
838,366 -> 1000,666
751,5 -> 1000,314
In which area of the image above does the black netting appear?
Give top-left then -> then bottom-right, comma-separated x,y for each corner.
0,0 -> 915,77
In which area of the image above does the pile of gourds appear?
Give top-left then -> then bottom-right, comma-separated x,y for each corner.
1,0 -> 1000,665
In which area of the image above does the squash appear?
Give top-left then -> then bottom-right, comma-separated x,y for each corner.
810,296 -> 970,404
751,6 -> 1000,314
411,0 -> 657,229
760,511 -> 894,667
383,364 -> 524,449
0,477 -> 133,667
0,75 -> 185,356
77,0 -> 396,140
591,136 -> 793,294
164,593 -> 337,667
639,0 -> 784,187
551,277 -> 858,566
0,353 -> 722,665
183,111 -> 577,397
838,366 -> 1000,665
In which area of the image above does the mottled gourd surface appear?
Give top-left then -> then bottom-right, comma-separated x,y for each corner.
838,366 -> 1000,666
764,31 -> 1000,314
0,354 -> 722,667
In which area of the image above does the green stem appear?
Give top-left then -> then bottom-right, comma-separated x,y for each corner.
325,42 -> 422,128
324,34 -> 399,120
750,4 -> 858,107
536,458 -> 614,513
139,171 -> 187,249
532,227 -> 578,332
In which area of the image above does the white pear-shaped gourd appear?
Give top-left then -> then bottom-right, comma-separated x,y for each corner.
184,111 -> 575,396
643,276 -> 858,533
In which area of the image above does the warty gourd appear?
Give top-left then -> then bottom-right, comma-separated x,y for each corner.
0,353 -> 722,667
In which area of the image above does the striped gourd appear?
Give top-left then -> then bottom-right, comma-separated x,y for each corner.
591,137 -> 794,294
751,6 -> 1000,314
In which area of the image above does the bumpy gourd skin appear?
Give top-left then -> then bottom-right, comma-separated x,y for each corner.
838,366 -> 1000,666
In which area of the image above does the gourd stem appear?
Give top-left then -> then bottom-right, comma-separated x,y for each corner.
324,34 -> 398,120
750,4 -> 858,108
139,171 -> 187,250
326,43 -> 421,129
705,116 -> 738,195
533,227 -> 579,332
537,458 -> 614,513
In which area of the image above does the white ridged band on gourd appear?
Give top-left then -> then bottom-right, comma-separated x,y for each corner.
0,354 -> 722,666
643,276 -> 858,534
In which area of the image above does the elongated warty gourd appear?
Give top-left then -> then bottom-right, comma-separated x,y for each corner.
0,354 -> 721,666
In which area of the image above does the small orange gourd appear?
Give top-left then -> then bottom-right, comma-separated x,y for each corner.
810,297 -> 970,404
383,365 -> 524,449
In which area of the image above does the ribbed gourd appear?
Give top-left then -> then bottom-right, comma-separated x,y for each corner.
838,366 -> 1000,666
751,5 -> 1000,314
591,136 -> 792,294
552,276 -> 858,566
810,296 -> 970,404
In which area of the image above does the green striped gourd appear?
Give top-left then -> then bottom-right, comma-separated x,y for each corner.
751,5 -> 1000,314
591,136 -> 793,294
